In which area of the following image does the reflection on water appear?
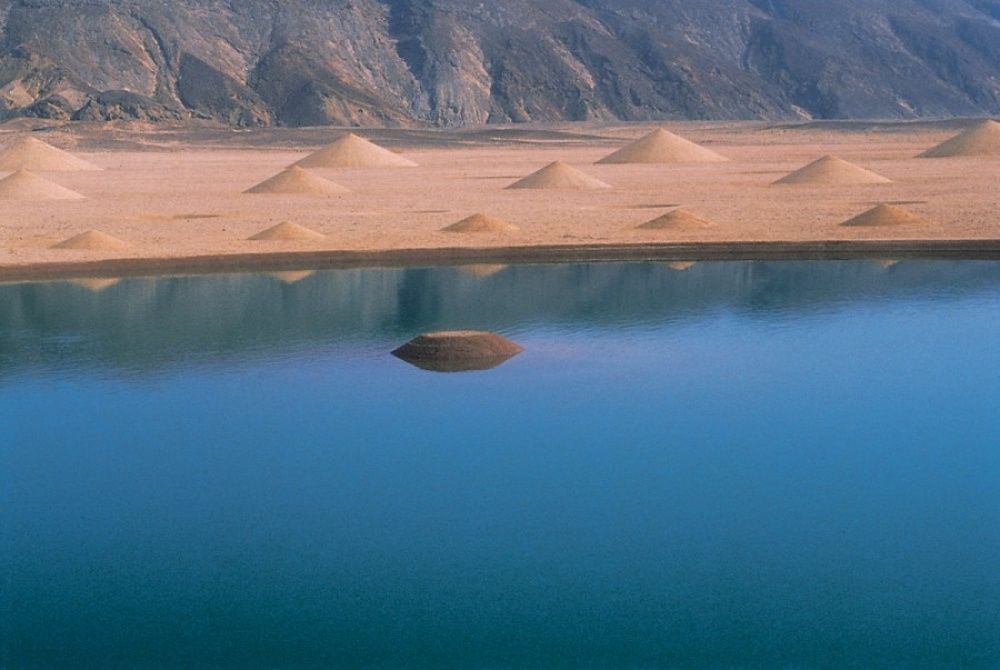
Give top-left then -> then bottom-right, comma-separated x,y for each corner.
2,260 -> 1000,668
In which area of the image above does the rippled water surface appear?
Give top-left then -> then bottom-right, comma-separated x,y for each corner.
2,261 -> 999,668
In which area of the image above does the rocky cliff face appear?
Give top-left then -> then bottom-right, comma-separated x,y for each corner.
0,0 -> 997,127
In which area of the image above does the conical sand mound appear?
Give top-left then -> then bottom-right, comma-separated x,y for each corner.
666,261 -> 698,271
774,156 -> 891,185
0,169 -> 85,201
460,264 -> 509,278
249,222 -> 326,242
268,270 -> 316,284
295,133 -> 417,168
637,209 -> 715,231
919,120 -> 1000,158
0,136 -> 102,171
874,259 -> 900,269
52,230 -> 132,251
442,213 -> 520,234
839,204 -> 928,227
507,161 -> 612,190
245,166 -> 349,196
70,277 -> 121,292
392,331 -> 524,373
597,128 -> 728,164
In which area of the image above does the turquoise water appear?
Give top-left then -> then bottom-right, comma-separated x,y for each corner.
2,261 -> 999,669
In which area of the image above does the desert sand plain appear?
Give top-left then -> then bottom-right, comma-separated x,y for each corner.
0,118 -> 997,280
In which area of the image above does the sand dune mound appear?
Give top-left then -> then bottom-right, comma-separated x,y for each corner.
919,120 -> 1000,158
774,156 -> 891,185
666,261 -> 698,271
245,166 -> 349,196
249,222 -> 327,242
392,331 -> 524,373
637,209 -> 715,231
840,204 -> 927,227
461,264 -> 509,278
443,213 -> 520,234
70,277 -> 121,292
268,270 -> 316,284
875,259 -> 900,269
0,136 -> 102,172
507,161 -> 612,190
52,230 -> 132,251
295,133 -> 417,168
0,169 -> 85,201
598,128 -> 728,164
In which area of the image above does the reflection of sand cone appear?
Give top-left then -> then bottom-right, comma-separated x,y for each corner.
69,277 -> 121,291
0,169 -> 85,200
249,222 -> 326,241
295,133 -> 417,168
919,120 -> 1000,158
245,166 -> 349,196
774,156 -> 891,185
392,331 -> 523,373
443,213 -> 520,234
52,230 -> 131,250
268,270 -> 315,284
638,209 -> 714,231
460,264 -> 509,278
507,161 -> 611,190
598,128 -> 728,164
840,204 -> 927,227
0,136 -> 102,171
874,259 -> 900,269
666,261 -> 698,271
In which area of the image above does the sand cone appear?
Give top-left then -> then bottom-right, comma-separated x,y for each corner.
919,120 -> 1000,158
442,213 -> 520,234
773,156 -> 891,185
874,259 -> 900,269
244,166 -> 349,196
295,133 -> 417,168
392,331 -> 523,373
460,264 -> 509,278
249,222 -> 326,241
52,230 -> 132,251
637,209 -> 714,231
0,169 -> 85,200
839,204 -> 927,227
268,270 -> 316,284
666,261 -> 698,271
69,277 -> 121,292
507,161 -> 612,190
0,136 -> 102,172
597,128 -> 728,164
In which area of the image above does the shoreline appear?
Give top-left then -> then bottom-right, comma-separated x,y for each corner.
3,238 -> 999,282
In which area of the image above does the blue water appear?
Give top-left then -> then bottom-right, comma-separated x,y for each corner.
2,261 -> 999,669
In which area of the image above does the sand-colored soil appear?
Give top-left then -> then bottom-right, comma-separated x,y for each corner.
0,119 -> 997,280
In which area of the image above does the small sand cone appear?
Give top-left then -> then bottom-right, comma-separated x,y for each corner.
295,133 -> 417,168
392,331 -> 523,373
507,161 -> 612,190
443,213 -> 520,234
249,222 -> 326,242
52,230 -> 132,251
637,209 -> 715,231
69,277 -> 121,292
597,128 -> 728,164
268,270 -> 316,284
244,166 -> 349,196
874,259 -> 900,269
0,136 -> 102,171
0,169 -> 86,200
773,156 -> 891,185
919,120 -> 1000,158
460,264 -> 509,278
666,261 -> 698,271
839,204 -> 928,227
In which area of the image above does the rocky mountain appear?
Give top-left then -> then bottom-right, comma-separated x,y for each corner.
0,0 -> 998,127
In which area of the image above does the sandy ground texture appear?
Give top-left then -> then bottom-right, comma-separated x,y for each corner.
0,119 -> 997,279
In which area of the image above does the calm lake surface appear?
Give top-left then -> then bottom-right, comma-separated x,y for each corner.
2,260 -> 999,669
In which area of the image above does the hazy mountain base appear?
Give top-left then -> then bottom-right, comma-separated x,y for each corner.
0,0 -> 998,128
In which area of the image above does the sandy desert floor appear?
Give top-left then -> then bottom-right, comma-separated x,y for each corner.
0,119 -> 997,280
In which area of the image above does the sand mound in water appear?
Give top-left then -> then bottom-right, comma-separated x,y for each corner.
666,261 -> 698,271
0,136 -> 102,172
774,156 -> 891,185
598,128 -> 728,164
52,230 -> 132,251
249,222 -> 326,242
0,169 -> 85,200
268,270 -> 316,283
460,264 -> 509,278
839,204 -> 927,227
507,161 -> 612,190
69,278 -> 121,291
295,133 -> 417,168
443,213 -> 520,234
637,209 -> 715,231
245,166 -> 349,196
919,120 -> 1000,158
875,259 -> 900,269
392,331 -> 524,372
